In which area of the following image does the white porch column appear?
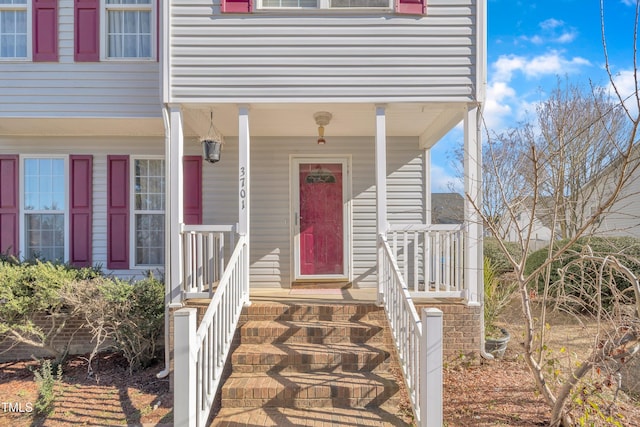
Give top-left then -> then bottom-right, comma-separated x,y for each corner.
424,148 -> 432,225
464,106 -> 482,304
375,105 -> 388,305
238,106 -> 251,304
168,104 -> 185,305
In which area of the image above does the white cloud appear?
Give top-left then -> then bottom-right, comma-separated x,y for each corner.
525,52 -> 590,77
621,0 -> 636,6
608,69 -> 639,116
611,69 -> 638,99
555,32 -> 577,43
540,18 -> 564,30
430,164 -> 462,193
491,51 -> 590,82
520,18 -> 578,46
484,52 -> 591,132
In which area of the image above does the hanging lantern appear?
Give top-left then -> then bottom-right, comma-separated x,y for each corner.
202,139 -> 222,163
201,111 -> 224,163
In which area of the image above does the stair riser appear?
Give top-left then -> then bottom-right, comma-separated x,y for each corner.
222,385 -> 399,408
232,351 -> 390,373
241,305 -> 385,323
221,397 -> 402,409
240,326 -> 385,345
241,314 -> 386,322
241,335 -> 385,344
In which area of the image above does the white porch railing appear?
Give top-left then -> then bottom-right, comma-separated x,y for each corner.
388,224 -> 465,299
174,235 -> 249,427
181,224 -> 236,299
380,235 -> 443,427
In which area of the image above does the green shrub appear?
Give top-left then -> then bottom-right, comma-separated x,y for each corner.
32,358 -> 63,416
524,236 -> 640,310
0,260 -> 103,360
0,259 -> 164,371
484,238 -> 522,273
99,275 -> 165,371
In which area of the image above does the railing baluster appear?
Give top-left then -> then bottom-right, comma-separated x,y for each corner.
412,231 -> 418,292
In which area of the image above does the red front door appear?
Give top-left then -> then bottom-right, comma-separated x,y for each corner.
299,163 -> 344,276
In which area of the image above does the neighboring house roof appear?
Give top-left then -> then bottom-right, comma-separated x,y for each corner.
432,193 -> 464,224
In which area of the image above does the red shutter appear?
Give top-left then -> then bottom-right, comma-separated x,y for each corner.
69,155 -> 93,267
221,0 -> 252,13
396,0 -> 426,14
107,155 -> 129,269
0,156 -> 19,257
183,156 -> 202,225
75,0 -> 99,62
33,0 -> 58,62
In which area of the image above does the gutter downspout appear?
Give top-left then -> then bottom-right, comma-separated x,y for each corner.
157,105 -> 172,379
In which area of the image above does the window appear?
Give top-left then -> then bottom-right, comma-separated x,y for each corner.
102,0 -> 153,59
0,0 -> 29,59
132,158 -> 164,266
259,0 -> 390,8
22,157 -> 67,261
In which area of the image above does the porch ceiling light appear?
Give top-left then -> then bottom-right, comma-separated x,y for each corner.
314,111 -> 332,145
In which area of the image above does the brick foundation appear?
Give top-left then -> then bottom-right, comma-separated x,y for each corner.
0,314 -> 101,362
415,302 -> 481,363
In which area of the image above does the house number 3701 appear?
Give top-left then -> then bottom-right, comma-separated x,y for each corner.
240,167 -> 247,210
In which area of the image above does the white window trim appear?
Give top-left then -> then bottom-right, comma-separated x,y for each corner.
256,0 -> 393,10
99,0 -> 156,62
129,155 -> 165,268
0,0 -> 32,61
19,155 -> 69,262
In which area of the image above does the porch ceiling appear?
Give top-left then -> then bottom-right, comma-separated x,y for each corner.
182,103 -> 467,149
0,117 -> 164,137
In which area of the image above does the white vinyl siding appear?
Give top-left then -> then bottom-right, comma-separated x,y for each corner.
168,0 -> 477,103
0,0 -> 160,118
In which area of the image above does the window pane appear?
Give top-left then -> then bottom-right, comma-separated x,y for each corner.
25,214 -> 64,261
0,8 -> 26,58
134,159 -> 165,266
106,9 -> 152,59
331,0 -> 388,6
135,214 -> 164,265
24,159 -> 65,211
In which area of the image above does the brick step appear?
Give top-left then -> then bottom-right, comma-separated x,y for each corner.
240,320 -> 385,344
210,407 -> 412,426
220,371 -> 400,409
240,302 -> 386,322
231,342 -> 391,373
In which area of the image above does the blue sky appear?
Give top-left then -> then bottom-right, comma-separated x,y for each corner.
430,0 -> 640,192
